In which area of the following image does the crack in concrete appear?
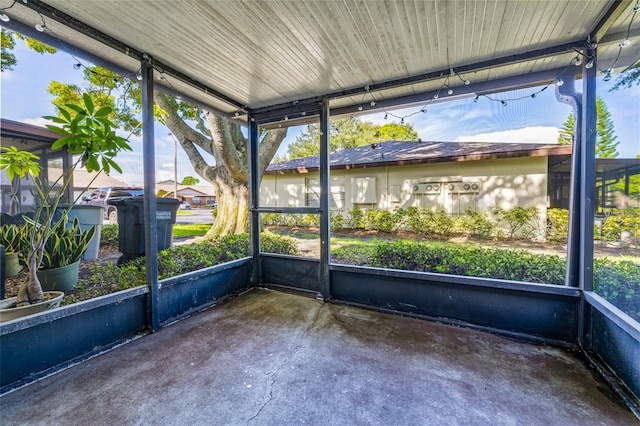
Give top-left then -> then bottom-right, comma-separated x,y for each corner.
246,302 -> 325,424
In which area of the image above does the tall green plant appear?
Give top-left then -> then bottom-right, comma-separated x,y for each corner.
40,217 -> 95,269
0,93 -> 131,306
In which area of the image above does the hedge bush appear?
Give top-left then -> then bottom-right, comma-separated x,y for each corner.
69,233 -> 298,304
593,258 -> 640,320
355,239 -> 638,322
369,240 -> 566,284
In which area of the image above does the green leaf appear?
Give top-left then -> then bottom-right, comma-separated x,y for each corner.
65,104 -> 85,113
51,137 -> 72,150
43,115 -> 67,124
59,107 -> 72,122
45,125 -> 71,136
94,106 -> 112,117
108,159 -> 122,173
85,155 -> 100,172
83,93 -> 94,114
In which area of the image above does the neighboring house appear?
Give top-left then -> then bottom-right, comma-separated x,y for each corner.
1,168 -> 128,214
1,118 -> 129,213
49,168 -> 128,202
156,180 -> 217,206
262,140 -> 639,216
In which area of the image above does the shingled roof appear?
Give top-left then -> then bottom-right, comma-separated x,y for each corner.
266,141 -> 573,174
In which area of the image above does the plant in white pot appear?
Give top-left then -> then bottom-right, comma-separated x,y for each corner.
0,94 -> 131,318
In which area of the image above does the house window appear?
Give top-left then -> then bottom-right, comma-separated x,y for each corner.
305,178 -> 346,209
306,179 -> 320,207
351,177 -> 377,204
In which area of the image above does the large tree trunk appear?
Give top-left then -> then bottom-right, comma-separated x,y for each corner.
155,93 -> 286,238
205,169 -> 249,238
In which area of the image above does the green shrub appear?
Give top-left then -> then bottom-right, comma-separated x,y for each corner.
594,258 -> 640,321
546,208 -> 569,243
100,224 -> 119,245
348,205 -> 365,229
331,244 -> 375,266
364,209 -> 394,232
261,213 -> 279,226
370,240 -> 566,284
330,210 -> 346,231
364,238 -> 638,322
493,206 -> 539,239
80,233 -> 299,299
405,206 -> 423,234
598,208 -> 640,245
298,214 -> 320,228
261,232 -> 299,255
261,213 -> 320,228
460,209 -> 496,239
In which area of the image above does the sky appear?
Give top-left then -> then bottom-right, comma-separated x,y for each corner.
1,35 -> 639,186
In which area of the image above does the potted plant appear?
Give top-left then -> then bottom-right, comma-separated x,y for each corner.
36,216 -> 96,292
0,224 -> 28,277
0,94 -> 131,321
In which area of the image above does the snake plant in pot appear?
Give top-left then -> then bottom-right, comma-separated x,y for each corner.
0,93 -> 131,318
0,224 -> 29,277
35,216 -> 96,292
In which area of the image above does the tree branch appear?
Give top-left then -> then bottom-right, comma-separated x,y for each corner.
205,113 -> 247,182
155,93 -> 217,182
155,93 -> 213,155
179,139 -> 218,183
258,128 -> 288,175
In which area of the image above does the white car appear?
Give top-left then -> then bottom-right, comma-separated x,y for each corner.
179,201 -> 191,210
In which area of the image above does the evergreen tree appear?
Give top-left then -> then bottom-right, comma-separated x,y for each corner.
557,114 -> 574,145
556,97 -> 619,158
595,98 -> 619,158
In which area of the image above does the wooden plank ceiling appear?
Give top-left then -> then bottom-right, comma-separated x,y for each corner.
3,1 -> 639,123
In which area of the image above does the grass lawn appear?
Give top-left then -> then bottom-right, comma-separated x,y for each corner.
176,210 -> 194,216
173,223 -> 212,238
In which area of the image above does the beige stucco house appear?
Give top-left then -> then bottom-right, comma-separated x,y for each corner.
261,141 -> 574,216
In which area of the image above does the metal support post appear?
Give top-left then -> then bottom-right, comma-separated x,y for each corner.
555,74 -> 582,288
248,115 -> 261,286
141,57 -> 160,331
319,99 -> 331,300
577,45 -> 598,350
580,47 -> 597,293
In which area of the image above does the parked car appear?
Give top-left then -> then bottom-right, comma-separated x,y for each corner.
179,201 -> 191,210
82,186 -> 144,224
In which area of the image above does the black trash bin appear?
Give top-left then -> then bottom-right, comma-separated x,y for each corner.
108,197 -> 180,263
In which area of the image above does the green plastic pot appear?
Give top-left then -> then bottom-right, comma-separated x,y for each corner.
37,260 -> 81,293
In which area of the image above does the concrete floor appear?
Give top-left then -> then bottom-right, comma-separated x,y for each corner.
1,288 -> 636,425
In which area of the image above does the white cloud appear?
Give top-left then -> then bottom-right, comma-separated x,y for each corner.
21,117 -> 52,127
455,126 -> 561,144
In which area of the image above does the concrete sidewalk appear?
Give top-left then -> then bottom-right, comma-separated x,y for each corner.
1,288 -> 636,425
